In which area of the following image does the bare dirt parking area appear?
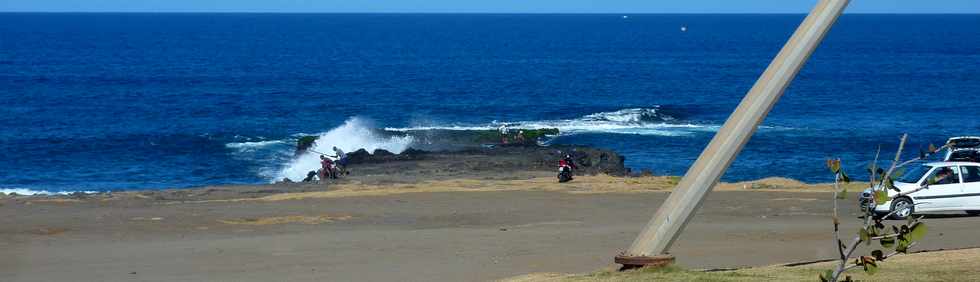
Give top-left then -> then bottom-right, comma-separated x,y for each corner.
3,177 -> 980,282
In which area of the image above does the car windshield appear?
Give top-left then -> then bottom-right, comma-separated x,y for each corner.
897,164 -> 933,184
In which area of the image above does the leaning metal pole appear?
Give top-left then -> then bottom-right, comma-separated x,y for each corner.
616,0 -> 850,268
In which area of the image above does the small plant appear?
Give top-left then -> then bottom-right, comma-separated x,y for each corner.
821,134 -> 945,282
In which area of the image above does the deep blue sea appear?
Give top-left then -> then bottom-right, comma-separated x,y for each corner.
1,13 -> 978,193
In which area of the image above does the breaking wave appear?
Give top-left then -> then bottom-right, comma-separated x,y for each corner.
229,108 -> 786,183
272,117 -> 415,182
225,140 -> 286,151
387,107 -> 718,136
0,188 -> 94,196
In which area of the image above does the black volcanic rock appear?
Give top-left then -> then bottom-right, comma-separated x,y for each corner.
343,145 -> 626,177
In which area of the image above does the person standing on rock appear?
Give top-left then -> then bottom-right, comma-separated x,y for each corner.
331,146 -> 349,175
499,124 -> 509,144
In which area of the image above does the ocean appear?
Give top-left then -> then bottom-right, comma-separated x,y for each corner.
1,13 -> 978,193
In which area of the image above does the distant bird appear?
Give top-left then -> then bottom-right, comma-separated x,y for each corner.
680,26 -> 688,32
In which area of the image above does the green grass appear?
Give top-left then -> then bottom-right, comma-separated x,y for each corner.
504,248 -> 980,282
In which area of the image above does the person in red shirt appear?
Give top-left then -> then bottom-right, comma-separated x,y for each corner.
319,155 -> 336,181
559,154 -> 578,170
558,154 -> 577,182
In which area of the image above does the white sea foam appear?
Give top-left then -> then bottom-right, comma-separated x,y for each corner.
0,188 -> 94,196
274,117 -> 415,182
386,108 -> 717,136
225,140 -> 286,151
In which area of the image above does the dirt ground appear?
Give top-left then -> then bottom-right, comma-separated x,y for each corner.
3,175 -> 980,282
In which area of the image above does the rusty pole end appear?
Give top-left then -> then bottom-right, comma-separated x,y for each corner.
614,253 -> 675,271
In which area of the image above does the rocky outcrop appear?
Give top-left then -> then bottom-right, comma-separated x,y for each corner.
291,128 -> 628,177
295,136 -> 318,156
345,148 -> 429,164
344,145 -> 627,177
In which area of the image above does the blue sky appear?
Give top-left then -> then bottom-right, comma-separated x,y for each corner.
2,0 -> 979,13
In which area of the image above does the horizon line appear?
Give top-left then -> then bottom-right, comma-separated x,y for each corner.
1,11 -> 979,15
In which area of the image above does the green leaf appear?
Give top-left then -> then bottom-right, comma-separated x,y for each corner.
861,256 -> 879,275
896,238 -> 911,254
827,159 -> 839,173
909,222 -> 927,241
860,228 -> 870,245
867,225 -> 880,237
836,188 -> 847,200
820,269 -> 833,282
892,168 -> 905,178
864,261 -> 879,275
929,144 -> 939,153
880,236 -> 895,248
874,190 -> 889,204
840,170 -> 851,183
883,177 -> 897,191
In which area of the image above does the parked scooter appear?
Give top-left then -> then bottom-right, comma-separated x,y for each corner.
558,154 -> 576,183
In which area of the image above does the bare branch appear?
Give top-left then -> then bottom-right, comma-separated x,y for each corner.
832,237 -> 863,281
878,202 -> 921,220
882,242 -> 917,260
870,146 -> 881,184
827,136 -> 934,282
869,233 -> 901,240
883,134 -> 908,181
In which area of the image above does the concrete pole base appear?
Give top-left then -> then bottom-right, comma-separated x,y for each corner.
614,254 -> 675,271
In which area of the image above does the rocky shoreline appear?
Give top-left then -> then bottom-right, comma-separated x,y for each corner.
0,142 -> 628,201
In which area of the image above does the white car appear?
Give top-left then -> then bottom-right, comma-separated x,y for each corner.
945,136 -> 980,162
862,161 -> 980,219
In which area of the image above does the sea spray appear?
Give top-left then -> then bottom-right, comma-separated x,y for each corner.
274,117 -> 414,182
0,188 -> 95,196
386,107 -> 720,136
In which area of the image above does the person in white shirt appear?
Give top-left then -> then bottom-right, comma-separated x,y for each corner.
331,146 -> 349,175
498,124 -> 509,144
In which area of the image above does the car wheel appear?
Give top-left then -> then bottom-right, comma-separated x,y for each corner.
967,210 -> 980,216
890,197 -> 914,220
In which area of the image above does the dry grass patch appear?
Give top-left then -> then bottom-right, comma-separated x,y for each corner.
250,175 -> 678,201
183,175 -> 852,204
504,248 -> 980,282
217,214 -> 352,225
26,198 -> 84,204
31,227 -> 69,236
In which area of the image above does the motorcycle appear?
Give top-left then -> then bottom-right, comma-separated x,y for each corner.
558,164 -> 573,183
558,156 -> 575,183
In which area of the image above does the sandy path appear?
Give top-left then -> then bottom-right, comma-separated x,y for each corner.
3,182 -> 980,282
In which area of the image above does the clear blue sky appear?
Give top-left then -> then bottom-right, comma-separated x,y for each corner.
2,0 -> 979,13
